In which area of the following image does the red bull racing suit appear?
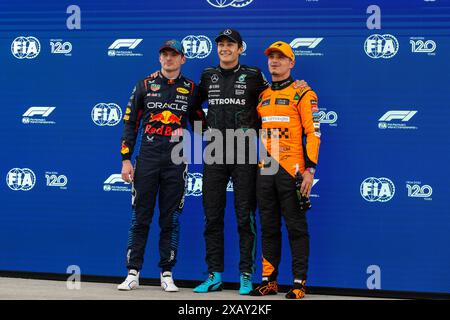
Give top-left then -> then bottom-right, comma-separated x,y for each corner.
121,73 -> 206,272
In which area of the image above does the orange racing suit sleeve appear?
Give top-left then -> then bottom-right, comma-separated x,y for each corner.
297,90 -> 321,169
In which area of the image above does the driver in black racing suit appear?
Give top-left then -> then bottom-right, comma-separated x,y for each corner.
193,29 -> 269,295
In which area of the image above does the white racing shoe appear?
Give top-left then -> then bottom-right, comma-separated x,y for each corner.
117,270 -> 139,291
160,271 -> 179,292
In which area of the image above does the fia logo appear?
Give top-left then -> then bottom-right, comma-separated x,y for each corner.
182,35 -> 212,59
241,41 -> 247,56
360,177 -> 395,202
364,34 -> 399,59
11,36 -> 41,59
91,103 -> 122,126
6,168 -> 36,191
185,172 -> 203,196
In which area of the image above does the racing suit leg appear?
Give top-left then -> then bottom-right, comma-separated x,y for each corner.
256,169 -> 282,280
157,161 -> 188,272
276,168 -> 310,281
126,156 -> 160,271
230,164 -> 257,274
202,163 -> 229,273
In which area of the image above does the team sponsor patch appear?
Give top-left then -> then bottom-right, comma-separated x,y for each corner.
275,98 -> 290,106
314,123 -> 321,137
176,95 -> 188,101
238,74 -> 247,83
313,111 -> 320,122
208,98 -> 246,105
261,99 -> 270,106
125,107 -> 131,115
123,115 -> 130,121
262,116 -> 290,123
150,84 -> 161,92
177,87 -> 190,94
261,128 -> 290,139
144,124 -> 181,137
121,142 -> 129,154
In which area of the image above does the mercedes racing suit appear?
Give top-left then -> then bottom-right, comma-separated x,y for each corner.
121,73 -> 206,272
256,76 -> 320,281
198,64 -> 269,274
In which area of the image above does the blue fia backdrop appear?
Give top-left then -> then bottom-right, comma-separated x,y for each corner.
1,0 -> 449,294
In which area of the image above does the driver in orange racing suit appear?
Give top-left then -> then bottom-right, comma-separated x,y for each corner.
250,41 -> 321,300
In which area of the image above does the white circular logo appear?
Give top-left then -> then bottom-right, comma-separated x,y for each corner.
211,74 -> 219,83
224,29 -> 232,35
360,177 -> 395,202
364,34 -> 399,59
181,35 -> 212,59
6,168 -> 36,191
207,0 -> 254,8
91,103 -> 122,126
185,172 -> 203,197
11,36 -> 41,59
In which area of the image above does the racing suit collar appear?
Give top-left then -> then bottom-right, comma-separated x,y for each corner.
271,76 -> 293,90
218,63 -> 241,75
159,71 -> 182,84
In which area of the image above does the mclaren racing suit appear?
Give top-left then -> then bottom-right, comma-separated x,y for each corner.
198,64 -> 269,274
121,73 -> 206,272
256,76 -> 320,281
